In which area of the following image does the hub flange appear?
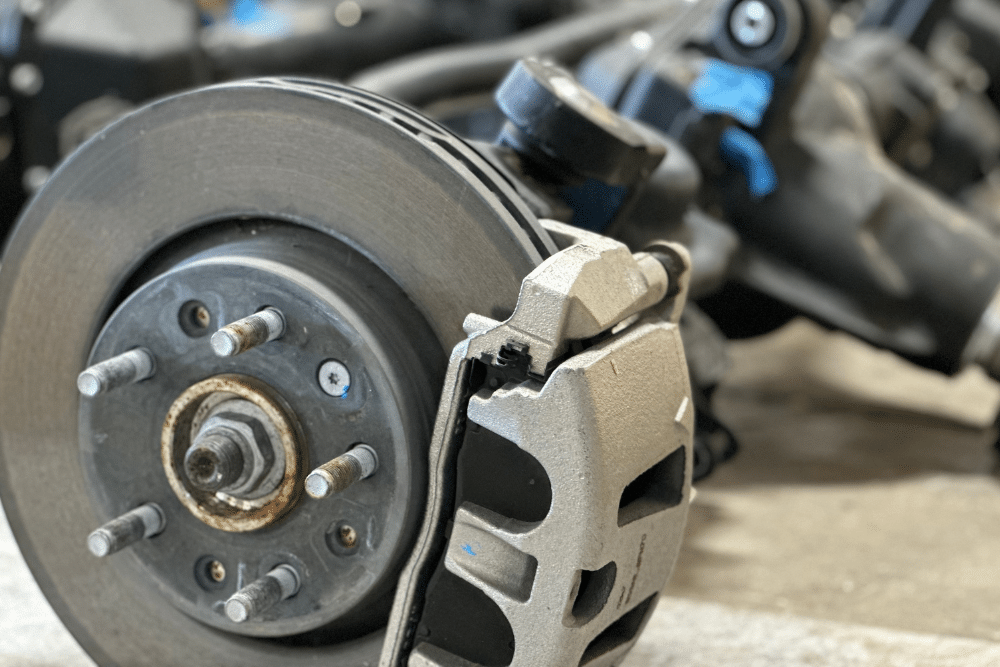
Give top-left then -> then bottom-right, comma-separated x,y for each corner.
78,223 -> 444,639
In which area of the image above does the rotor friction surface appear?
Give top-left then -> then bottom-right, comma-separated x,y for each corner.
0,78 -> 551,665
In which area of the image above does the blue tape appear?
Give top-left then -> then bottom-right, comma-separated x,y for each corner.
689,60 -> 773,129
719,127 -> 778,197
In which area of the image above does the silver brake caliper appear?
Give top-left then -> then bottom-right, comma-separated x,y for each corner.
381,220 -> 695,667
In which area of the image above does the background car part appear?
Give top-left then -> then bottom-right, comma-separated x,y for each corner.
821,15 -> 1000,221
530,0 -> 1000,382
493,57 -> 667,233
200,0 -> 580,81
348,0 -> 695,106
0,0 -> 206,194
0,0 -> 594,236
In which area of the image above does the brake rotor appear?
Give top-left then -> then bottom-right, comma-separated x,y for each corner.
0,78 -> 555,665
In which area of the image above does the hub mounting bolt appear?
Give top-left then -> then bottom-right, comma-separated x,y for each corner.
305,445 -> 378,499
77,348 -> 155,397
211,307 -> 285,357
87,503 -> 166,558
730,0 -> 776,48
224,564 -> 301,623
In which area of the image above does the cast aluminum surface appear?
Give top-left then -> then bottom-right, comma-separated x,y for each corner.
462,220 -> 671,376
381,231 -> 694,667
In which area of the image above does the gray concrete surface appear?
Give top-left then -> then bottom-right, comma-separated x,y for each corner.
0,498 -> 93,667
666,319 -> 1000,643
624,597 -> 1000,667
3,318 -> 999,665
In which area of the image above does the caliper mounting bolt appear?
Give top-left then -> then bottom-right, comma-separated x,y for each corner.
211,307 -> 285,357
305,445 -> 378,499
77,348 -> 155,397
224,564 -> 301,623
87,503 -> 166,558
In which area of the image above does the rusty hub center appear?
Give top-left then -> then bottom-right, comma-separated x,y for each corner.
162,374 -> 304,532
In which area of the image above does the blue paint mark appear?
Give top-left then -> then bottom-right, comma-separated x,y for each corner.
228,0 -> 292,37
689,60 -> 773,129
719,127 -> 778,198
461,543 -> 477,556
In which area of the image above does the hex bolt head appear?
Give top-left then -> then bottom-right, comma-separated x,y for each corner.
184,432 -> 246,492
305,444 -> 378,499
77,348 -> 155,397
87,503 -> 166,558
224,564 -> 301,623
318,359 -> 351,397
729,0 -> 776,48
211,307 -> 285,357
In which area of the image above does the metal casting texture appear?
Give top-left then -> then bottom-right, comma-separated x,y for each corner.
464,219 -> 670,376
380,235 -> 693,667
430,320 -> 692,667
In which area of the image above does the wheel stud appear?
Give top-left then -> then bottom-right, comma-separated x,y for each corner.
305,445 -> 378,499
211,307 -> 285,357
87,503 -> 166,557
77,348 -> 155,397
224,564 -> 300,623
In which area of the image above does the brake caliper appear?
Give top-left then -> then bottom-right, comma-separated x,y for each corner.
382,221 -> 695,667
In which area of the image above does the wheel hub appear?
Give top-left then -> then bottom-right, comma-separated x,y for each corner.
79,223 -> 438,637
162,375 -> 300,530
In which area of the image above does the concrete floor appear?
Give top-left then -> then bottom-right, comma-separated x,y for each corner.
3,318 -> 999,665
667,320 -> 1000,642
